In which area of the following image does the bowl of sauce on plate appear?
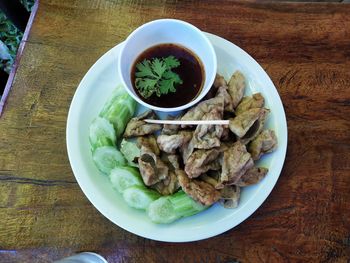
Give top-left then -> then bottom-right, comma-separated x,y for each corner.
118,19 -> 216,112
131,43 -> 204,108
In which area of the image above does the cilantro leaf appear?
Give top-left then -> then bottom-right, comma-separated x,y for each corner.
135,60 -> 155,78
163,70 -> 183,84
163,56 -> 180,69
151,58 -> 167,78
159,78 -> 177,95
134,56 -> 182,99
135,78 -> 158,98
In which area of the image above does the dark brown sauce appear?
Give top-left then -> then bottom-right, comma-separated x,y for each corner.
131,43 -> 204,108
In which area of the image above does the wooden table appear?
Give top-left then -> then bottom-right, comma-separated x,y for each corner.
1,1 -> 350,262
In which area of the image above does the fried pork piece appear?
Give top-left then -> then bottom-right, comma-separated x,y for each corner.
191,99 -> 224,149
219,185 -> 241,208
137,136 -> 160,155
150,153 -> 181,195
235,93 -> 265,115
240,108 -> 270,144
214,73 -> 227,88
123,110 -> 162,138
220,126 -> 232,141
227,71 -> 246,108
151,153 -> 181,195
161,153 -> 181,170
186,95 -> 224,150
180,95 -> 225,151
228,108 -> 269,139
182,97 -> 225,154
207,169 -> 221,181
192,126 -> 223,149
204,74 -> 228,100
177,170 -> 221,206
151,171 -> 180,195
218,141 -> 254,187
162,115 -> 181,135
184,148 -> 221,178
236,167 -> 268,187
177,131 -> 194,163
180,138 -> 195,163
199,174 -> 219,188
181,96 -> 224,125
157,131 -> 192,154
248,129 -> 277,160
137,136 -> 168,186
216,86 -> 234,112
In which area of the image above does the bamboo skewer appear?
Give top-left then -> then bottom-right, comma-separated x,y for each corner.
144,119 -> 230,125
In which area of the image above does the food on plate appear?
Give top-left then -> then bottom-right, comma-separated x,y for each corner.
92,146 -> 126,174
219,185 -> 241,208
157,133 -> 192,154
133,55 -> 182,99
228,108 -> 269,139
120,139 -> 140,167
227,71 -> 246,108
150,168 -> 179,195
137,135 -> 169,186
248,129 -> 278,160
123,185 -> 161,210
184,148 -> 221,179
235,93 -> 264,115
99,84 -> 137,138
89,117 -> 116,151
131,43 -> 204,108
147,190 -> 207,224
123,110 -> 162,137
213,74 -> 227,89
218,141 -> 254,187
235,167 -> 268,187
109,166 -> 143,193
89,70 -> 278,224
177,170 -> 221,206
90,85 -> 135,174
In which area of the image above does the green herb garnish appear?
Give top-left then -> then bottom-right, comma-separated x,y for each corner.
134,56 -> 183,99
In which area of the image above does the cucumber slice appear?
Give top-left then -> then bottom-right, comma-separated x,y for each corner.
147,197 -> 180,224
169,190 -> 208,217
120,139 -> 140,167
124,95 -> 137,115
99,85 -> 127,118
99,91 -> 136,138
110,106 -> 132,138
123,185 -> 160,210
147,191 -> 208,224
109,166 -> 143,193
89,117 -> 116,151
92,146 -> 126,174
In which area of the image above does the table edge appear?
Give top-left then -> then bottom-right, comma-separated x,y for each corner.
0,0 -> 39,116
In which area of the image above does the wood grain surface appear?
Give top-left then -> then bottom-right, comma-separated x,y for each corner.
1,0 -> 350,262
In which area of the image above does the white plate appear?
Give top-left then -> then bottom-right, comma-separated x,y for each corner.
66,32 -> 288,242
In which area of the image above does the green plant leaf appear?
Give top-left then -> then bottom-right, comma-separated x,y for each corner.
159,78 -> 176,95
135,78 -> 158,98
151,58 -> 167,78
134,56 -> 182,99
163,55 -> 180,69
135,60 -> 155,78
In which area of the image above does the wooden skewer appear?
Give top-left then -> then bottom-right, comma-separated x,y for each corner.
144,119 -> 230,125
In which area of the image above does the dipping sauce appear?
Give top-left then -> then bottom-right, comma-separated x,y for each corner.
131,43 -> 204,108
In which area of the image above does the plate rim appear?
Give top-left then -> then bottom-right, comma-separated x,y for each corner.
66,32 -> 288,242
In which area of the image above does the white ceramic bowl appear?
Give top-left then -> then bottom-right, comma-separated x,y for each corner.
118,19 -> 217,112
